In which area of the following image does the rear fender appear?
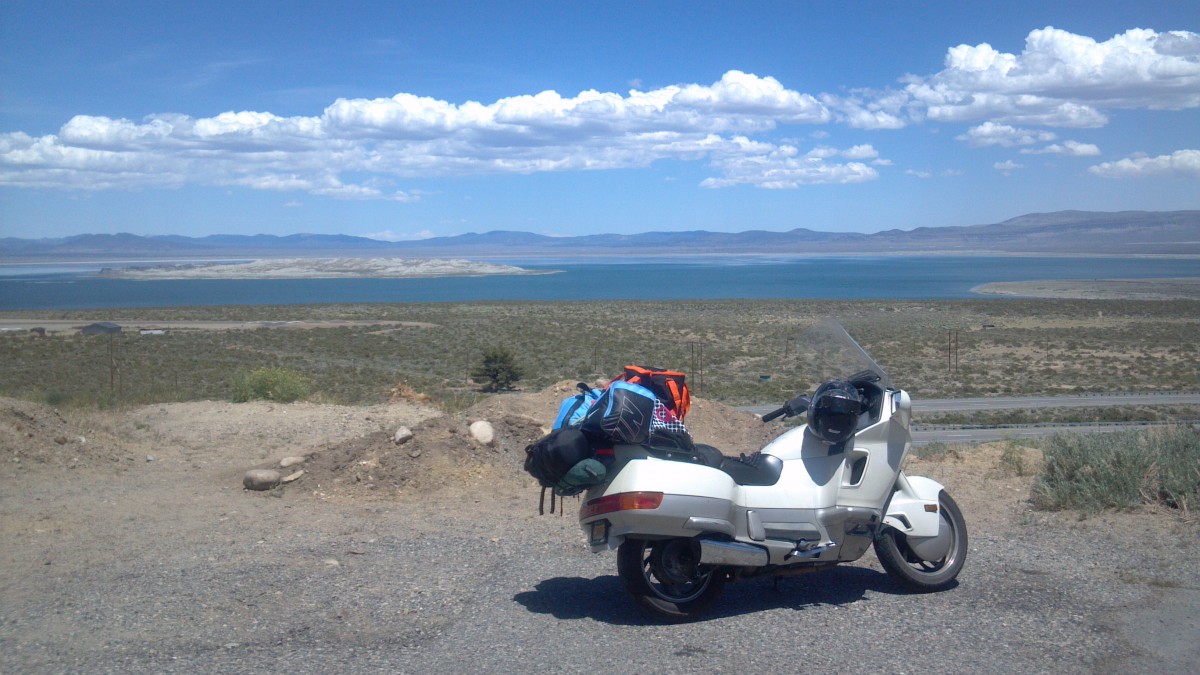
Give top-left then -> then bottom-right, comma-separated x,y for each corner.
882,474 -> 944,538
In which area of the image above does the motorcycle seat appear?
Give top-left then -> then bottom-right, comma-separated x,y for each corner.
643,441 -> 724,467
718,452 -> 784,486
693,444 -> 725,468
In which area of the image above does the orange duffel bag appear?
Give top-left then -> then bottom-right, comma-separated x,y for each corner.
614,365 -> 691,421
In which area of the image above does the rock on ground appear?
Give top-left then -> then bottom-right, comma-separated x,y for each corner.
243,469 -> 281,490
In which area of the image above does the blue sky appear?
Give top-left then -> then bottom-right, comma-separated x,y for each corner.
1,1 -> 1197,240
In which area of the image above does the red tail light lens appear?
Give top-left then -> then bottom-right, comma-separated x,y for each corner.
581,491 -> 664,519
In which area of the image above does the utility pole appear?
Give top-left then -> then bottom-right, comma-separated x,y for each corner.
108,335 -> 117,397
947,329 -> 959,374
688,341 -> 704,394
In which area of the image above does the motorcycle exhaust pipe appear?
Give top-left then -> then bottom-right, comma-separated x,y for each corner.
698,538 -> 769,567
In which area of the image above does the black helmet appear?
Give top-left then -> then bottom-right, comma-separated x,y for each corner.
809,380 -> 863,445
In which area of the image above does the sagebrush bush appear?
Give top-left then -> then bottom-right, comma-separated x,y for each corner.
998,441 -> 1031,476
1032,426 -> 1200,514
912,441 -> 962,462
232,367 -> 310,403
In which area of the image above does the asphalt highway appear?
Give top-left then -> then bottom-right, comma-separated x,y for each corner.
912,391 -> 1200,413
911,420 -> 1196,445
742,391 -> 1200,444
744,391 -> 1200,417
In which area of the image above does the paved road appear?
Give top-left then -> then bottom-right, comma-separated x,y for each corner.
742,392 -> 1200,445
743,391 -> 1200,417
913,391 -> 1200,413
912,420 -> 1197,445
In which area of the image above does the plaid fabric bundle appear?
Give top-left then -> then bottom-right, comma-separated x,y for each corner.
650,399 -> 690,437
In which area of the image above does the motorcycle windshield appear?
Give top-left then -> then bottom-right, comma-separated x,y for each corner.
793,318 -> 892,391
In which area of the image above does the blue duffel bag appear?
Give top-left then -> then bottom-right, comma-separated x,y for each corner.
552,382 -> 603,430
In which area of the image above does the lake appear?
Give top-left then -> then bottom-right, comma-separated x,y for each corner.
0,256 -> 1196,310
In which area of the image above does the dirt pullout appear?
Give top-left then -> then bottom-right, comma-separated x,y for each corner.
2,389 -> 1197,672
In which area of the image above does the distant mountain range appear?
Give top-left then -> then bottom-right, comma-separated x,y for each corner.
3,210 -> 1199,261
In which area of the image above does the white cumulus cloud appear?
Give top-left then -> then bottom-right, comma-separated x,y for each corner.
1020,140 -> 1101,156
842,144 -> 879,160
825,27 -> 1200,131
0,70 -> 858,196
913,27 -> 1200,126
1088,149 -> 1200,177
701,140 -> 879,189
956,122 -> 1057,147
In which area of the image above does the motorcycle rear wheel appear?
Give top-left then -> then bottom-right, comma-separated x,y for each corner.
617,538 -> 725,622
875,490 -> 967,591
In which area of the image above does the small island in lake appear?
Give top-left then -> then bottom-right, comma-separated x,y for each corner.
96,258 -> 554,280
972,277 -> 1200,300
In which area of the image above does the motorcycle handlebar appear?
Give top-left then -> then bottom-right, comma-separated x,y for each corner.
761,407 -> 787,423
762,394 -> 811,424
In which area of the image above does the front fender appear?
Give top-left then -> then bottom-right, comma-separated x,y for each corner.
882,473 -> 944,538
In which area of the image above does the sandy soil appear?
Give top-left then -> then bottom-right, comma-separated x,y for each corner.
2,386 -> 1197,671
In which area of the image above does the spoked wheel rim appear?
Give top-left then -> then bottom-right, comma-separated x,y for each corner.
638,539 -> 716,603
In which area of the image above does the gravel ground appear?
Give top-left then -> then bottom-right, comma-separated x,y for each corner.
2,397 -> 1197,673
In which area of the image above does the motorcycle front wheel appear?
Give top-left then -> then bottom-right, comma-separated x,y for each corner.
617,538 -> 725,622
875,490 -> 968,591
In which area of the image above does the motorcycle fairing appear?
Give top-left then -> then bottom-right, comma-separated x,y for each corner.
740,389 -> 910,513
883,473 -> 946,538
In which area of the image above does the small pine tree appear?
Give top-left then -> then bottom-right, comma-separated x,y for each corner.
472,347 -> 523,392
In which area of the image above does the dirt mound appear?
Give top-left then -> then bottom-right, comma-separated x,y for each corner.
684,397 -> 778,456
0,397 -> 124,469
295,381 -> 779,499
300,412 -> 545,499
466,380 -> 588,430
122,399 -> 442,464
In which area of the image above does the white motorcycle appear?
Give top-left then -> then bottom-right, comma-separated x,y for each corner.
577,319 -> 967,621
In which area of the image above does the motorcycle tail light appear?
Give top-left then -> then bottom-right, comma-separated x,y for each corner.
581,491 -> 663,519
